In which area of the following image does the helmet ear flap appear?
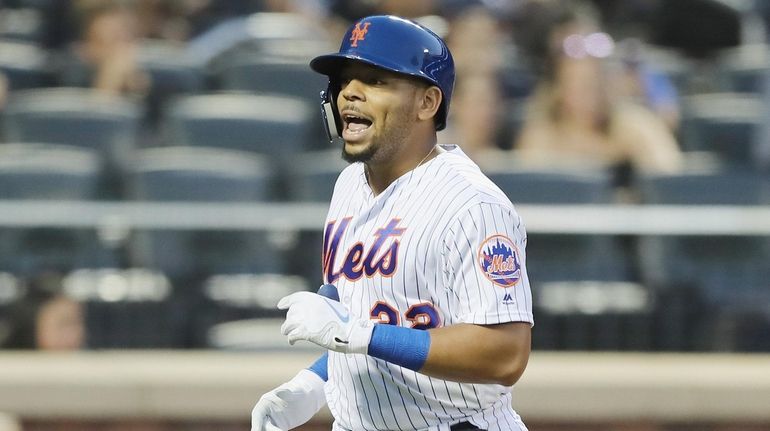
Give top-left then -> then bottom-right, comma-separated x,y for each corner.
320,83 -> 342,144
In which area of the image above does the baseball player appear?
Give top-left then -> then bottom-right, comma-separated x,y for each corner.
252,15 -> 533,431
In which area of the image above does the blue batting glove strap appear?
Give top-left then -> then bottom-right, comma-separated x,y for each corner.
368,324 -> 431,371
308,351 -> 329,381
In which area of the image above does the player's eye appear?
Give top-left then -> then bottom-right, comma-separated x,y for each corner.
365,75 -> 387,85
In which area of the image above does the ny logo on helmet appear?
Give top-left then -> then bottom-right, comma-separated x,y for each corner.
350,22 -> 371,47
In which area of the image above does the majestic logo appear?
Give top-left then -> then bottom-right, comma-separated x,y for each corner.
478,235 -> 521,288
323,217 -> 405,283
349,22 -> 371,47
502,292 -> 515,305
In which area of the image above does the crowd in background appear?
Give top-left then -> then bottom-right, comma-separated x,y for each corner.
1,0 -> 769,353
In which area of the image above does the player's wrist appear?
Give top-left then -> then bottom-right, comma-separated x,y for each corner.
307,352 -> 329,381
292,368 -> 327,395
367,324 -> 431,371
345,318 -> 375,355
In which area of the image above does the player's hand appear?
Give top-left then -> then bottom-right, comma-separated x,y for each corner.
251,369 -> 326,431
278,291 -> 374,354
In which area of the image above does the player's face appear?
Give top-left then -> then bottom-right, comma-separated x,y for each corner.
335,62 -> 423,164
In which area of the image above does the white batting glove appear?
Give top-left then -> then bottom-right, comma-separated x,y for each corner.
278,291 -> 374,354
251,369 -> 326,431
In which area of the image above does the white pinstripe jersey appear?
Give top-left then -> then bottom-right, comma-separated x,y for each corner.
321,145 -> 533,431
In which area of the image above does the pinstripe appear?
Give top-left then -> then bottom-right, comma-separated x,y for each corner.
489,204 -> 515,322
322,147 -> 532,430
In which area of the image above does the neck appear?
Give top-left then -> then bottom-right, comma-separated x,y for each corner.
366,138 -> 438,196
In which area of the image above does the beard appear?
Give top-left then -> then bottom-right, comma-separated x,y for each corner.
340,107 -> 413,164
341,141 -> 378,163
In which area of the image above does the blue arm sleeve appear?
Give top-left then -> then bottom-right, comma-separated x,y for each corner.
368,324 -> 431,371
307,351 -> 329,381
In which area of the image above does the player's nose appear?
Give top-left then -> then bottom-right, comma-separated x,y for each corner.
340,78 -> 366,102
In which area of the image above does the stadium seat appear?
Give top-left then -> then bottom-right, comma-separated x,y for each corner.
715,43 -> 769,93
0,40 -> 52,89
0,272 -> 23,332
2,88 -> 141,197
129,146 -> 282,280
0,144 -> 112,275
637,169 -> 770,350
163,92 -> 317,196
0,8 -> 44,43
135,40 -> 206,128
284,149 -> 347,284
289,149 -> 346,202
193,273 -> 310,347
482,163 -> 631,283
679,93 -> 763,168
216,57 -> 328,105
637,170 -> 770,299
130,146 -> 273,202
63,268 -> 185,348
163,92 -> 315,155
495,98 -> 528,150
0,143 -> 101,199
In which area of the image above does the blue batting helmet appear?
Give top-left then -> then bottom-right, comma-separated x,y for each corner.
310,15 -> 455,142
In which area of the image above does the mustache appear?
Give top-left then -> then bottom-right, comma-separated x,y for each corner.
339,105 -> 366,115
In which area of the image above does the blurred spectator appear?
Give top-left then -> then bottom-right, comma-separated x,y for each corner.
441,72 -> 503,160
513,1 -> 682,189
329,0 -> 436,22
63,0 -> 150,96
445,5 -> 502,81
612,38 -> 682,132
133,0 -> 197,42
2,272 -> 85,351
439,6 -> 505,160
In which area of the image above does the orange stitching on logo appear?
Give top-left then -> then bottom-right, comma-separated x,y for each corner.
350,22 -> 371,47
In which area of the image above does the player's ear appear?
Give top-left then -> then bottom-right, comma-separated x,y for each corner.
416,85 -> 442,123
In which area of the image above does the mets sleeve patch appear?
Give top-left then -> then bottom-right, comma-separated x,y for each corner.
477,234 -> 522,288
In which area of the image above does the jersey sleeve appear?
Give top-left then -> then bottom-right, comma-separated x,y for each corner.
440,202 -> 534,326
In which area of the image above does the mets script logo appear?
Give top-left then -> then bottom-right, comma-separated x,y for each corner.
478,235 -> 521,288
349,22 -> 371,47
323,217 -> 405,283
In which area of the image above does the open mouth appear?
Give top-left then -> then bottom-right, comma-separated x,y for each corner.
342,111 -> 373,141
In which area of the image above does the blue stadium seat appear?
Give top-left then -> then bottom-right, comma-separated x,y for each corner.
2,88 -> 141,197
63,268 -> 186,348
129,146 -> 283,280
289,149 -> 346,202
163,92 -> 315,156
285,149 -> 347,284
163,92 -> 318,196
483,164 -> 631,283
637,169 -> 770,350
0,272 -> 23,330
216,57 -> 328,105
194,273 -> 310,348
136,41 -> 206,128
0,9 -> 44,43
679,93 -> 763,168
715,44 -> 768,94
0,144 -> 112,275
0,143 -> 100,199
637,170 -> 770,300
0,40 -> 51,89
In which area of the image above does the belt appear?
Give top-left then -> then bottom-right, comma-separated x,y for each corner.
450,421 -> 483,431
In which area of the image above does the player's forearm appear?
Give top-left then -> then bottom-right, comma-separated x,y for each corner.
420,322 -> 531,386
365,321 -> 531,386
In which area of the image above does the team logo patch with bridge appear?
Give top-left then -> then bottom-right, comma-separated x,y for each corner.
478,235 -> 521,287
